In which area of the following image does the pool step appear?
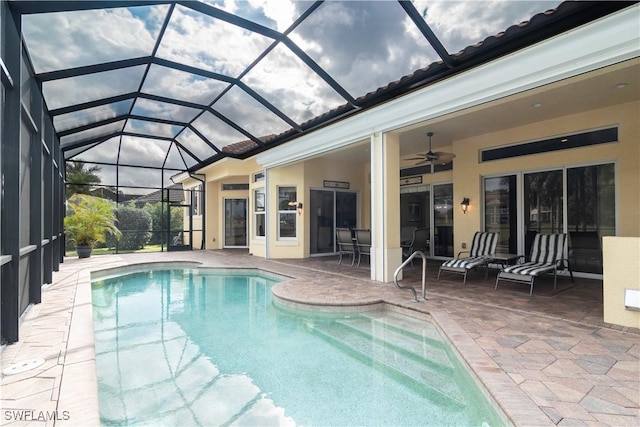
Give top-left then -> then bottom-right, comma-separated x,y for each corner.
309,315 -> 466,408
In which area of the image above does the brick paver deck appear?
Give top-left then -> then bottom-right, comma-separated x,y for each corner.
1,251 -> 638,426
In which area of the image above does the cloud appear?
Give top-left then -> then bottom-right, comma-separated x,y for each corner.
156,4 -> 273,78
141,65 -> 229,106
242,43 -> 346,124
414,0 -> 561,54
287,1 -> 439,98
211,86 -> 291,138
43,65 -> 146,110
22,5 -> 166,73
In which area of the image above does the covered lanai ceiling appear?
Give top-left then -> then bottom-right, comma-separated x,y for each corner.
12,0 -> 634,187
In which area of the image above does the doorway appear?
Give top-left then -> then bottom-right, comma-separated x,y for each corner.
167,204 -> 192,251
224,198 -> 248,248
310,190 -> 357,255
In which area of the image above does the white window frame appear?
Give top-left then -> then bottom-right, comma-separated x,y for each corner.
277,186 -> 297,240
254,188 -> 265,239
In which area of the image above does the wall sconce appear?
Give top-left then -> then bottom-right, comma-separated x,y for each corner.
288,201 -> 303,215
460,197 -> 470,214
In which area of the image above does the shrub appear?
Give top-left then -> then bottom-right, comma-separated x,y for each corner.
143,202 -> 184,245
64,195 -> 121,249
106,206 -> 152,250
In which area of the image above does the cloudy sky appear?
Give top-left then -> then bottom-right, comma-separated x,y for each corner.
22,0 -> 560,191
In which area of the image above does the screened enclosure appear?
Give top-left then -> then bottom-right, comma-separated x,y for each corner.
2,0 -> 634,343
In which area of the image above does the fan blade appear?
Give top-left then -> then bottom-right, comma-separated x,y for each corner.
433,152 -> 456,164
415,160 -> 431,165
405,156 -> 426,161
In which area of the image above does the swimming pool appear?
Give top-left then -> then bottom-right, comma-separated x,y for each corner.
91,268 -> 504,426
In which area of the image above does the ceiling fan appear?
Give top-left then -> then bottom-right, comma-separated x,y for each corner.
406,132 -> 455,165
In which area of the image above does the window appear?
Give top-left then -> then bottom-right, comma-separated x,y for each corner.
254,189 -> 265,238
278,186 -> 297,239
193,184 -> 203,216
481,127 -> 618,162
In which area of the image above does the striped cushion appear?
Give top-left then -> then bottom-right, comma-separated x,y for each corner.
503,262 -> 556,277
469,232 -> 499,257
442,256 -> 487,270
530,233 -> 566,263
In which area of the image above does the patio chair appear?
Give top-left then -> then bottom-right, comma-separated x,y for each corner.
437,231 -> 498,284
401,227 -> 428,268
495,233 -> 574,296
354,228 -> 371,267
336,228 -> 357,266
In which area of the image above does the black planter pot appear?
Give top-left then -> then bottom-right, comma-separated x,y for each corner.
76,245 -> 93,258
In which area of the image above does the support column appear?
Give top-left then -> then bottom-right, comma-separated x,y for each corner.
370,131 -> 401,283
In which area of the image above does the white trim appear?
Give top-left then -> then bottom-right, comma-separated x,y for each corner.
257,5 -> 639,169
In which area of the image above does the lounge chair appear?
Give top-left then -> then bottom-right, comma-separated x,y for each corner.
495,233 -> 574,296
437,232 -> 498,284
336,228 -> 357,266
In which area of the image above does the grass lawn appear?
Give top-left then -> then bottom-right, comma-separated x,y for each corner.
65,244 -> 165,257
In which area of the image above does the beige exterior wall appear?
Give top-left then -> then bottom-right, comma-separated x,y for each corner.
267,163 -> 305,258
198,158 -> 261,250
603,237 -> 640,328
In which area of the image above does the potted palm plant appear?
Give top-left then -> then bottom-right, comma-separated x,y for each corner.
64,194 -> 121,258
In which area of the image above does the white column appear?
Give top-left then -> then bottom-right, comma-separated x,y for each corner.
370,131 -> 402,282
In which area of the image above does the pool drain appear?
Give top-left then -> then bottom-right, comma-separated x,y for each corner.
2,358 -> 45,376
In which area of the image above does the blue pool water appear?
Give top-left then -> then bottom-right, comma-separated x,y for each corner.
91,268 -> 504,426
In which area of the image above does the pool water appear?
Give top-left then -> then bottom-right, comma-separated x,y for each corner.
91,268 -> 504,426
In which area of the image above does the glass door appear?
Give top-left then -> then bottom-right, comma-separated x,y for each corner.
336,192 -> 357,229
484,175 -> 517,254
310,190 -> 335,255
224,198 -> 248,248
567,163 -> 614,273
400,190 -> 430,254
310,190 -> 357,255
433,183 -> 454,257
524,170 -> 563,258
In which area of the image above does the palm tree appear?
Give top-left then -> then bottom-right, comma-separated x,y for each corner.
66,161 -> 102,198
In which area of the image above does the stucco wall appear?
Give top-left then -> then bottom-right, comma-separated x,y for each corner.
603,237 -> 640,328
267,163 -> 305,258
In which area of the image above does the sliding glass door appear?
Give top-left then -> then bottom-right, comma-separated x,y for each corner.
484,175 -> 517,254
524,170 -> 563,257
483,163 -> 615,274
566,163 -> 615,273
309,190 -> 357,255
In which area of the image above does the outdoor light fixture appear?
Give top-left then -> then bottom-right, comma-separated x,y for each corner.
461,198 -> 470,214
288,201 -> 303,214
